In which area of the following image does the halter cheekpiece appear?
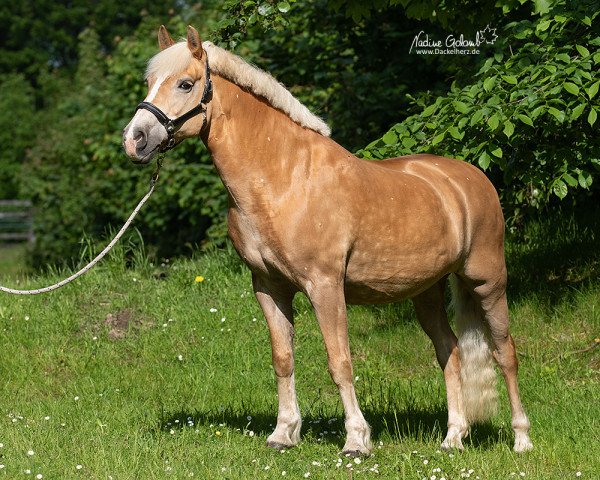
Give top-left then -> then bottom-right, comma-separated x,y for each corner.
136,53 -> 213,152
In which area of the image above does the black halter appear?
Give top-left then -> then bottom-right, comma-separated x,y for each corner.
136,54 -> 213,152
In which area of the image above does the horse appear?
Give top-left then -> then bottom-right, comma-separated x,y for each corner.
123,25 -> 533,455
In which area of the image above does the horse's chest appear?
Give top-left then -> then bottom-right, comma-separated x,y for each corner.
227,209 -> 282,275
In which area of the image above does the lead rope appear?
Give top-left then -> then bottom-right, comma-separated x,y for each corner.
0,157 -> 163,295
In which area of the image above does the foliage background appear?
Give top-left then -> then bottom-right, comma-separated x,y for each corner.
0,0 -> 597,266
359,0 -> 600,225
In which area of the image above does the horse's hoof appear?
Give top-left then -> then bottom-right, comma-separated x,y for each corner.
266,440 -> 293,451
513,436 -> 533,453
441,437 -> 464,452
342,449 -> 366,458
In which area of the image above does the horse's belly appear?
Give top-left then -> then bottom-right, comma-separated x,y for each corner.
343,245 -> 455,304
344,283 -> 414,304
343,272 -> 446,304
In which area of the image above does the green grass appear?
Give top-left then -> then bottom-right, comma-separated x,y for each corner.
0,243 -> 29,279
0,215 -> 599,479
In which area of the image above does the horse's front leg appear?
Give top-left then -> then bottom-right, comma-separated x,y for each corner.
253,274 -> 301,449
307,279 -> 372,456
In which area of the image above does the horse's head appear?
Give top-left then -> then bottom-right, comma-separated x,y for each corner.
123,25 -> 211,164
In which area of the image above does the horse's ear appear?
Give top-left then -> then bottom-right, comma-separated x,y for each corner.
158,25 -> 174,50
186,25 -> 203,59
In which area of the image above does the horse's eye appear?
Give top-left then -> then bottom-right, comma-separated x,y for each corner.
179,81 -> 193,92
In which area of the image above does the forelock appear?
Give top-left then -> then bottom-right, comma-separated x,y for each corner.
145,42 -> 193,80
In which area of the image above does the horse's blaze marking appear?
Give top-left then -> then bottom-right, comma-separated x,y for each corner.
146,74 -> 168,102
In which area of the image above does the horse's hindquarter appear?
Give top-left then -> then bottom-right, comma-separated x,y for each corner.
344,154 -> 503,304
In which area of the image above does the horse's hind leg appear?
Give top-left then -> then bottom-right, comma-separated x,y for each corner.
469,277 -> 533,452
253,275 -> 301,449
412,279 -> 468,450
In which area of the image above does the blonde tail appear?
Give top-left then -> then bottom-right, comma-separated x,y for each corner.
450,275 -> 498,424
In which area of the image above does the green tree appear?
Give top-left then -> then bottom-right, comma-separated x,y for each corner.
22,15 -> 228,267
18,0 -> 598,267
0,74 -> 35,199
328,0 -> 554,28
0,0 -> 180,79
217,0 -> 474,150
360,0 -> 600,223
21,27 -> 110,265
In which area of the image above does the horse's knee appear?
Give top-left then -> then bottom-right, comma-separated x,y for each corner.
272,349 -> 294,377
328,356 -> 353,386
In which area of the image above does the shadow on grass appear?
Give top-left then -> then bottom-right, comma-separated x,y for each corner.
505,205 -> 600,307
154,405 -> 507,451
367,408 -> 505,450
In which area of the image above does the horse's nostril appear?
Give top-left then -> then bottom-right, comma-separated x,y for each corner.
133,129 -> 147,149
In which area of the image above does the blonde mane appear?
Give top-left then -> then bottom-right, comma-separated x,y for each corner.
145,41 -> 331,137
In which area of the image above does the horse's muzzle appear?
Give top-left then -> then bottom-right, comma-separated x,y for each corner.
123,131 -> 159,164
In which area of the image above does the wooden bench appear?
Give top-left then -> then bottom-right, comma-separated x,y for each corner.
0,200 -> 34,243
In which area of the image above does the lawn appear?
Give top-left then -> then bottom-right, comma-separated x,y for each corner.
0,243 -> 29,280
0,213 -> 598,479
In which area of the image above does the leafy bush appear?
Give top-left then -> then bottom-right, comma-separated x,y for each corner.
217,0 -> 469,151
360,1 -> 600,222
22,17 -> 228,267
0,74 -> 34,199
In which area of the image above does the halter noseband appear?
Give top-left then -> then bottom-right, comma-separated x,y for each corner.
136,53 -> 213,152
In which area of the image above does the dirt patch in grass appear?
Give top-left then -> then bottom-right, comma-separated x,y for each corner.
102,308 -> 154,340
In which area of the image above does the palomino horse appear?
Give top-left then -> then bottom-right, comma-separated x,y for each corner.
123,25 -> 533,455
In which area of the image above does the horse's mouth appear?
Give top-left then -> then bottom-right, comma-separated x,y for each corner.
130,157 -> 151,165
129,145 -> 160,165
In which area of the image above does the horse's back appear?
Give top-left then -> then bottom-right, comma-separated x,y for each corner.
369,154 -> 492,188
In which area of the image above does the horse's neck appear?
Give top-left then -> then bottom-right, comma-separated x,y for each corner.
205,75 -> 319,208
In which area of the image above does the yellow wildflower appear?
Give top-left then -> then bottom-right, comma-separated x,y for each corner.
195,276 -> 205,283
